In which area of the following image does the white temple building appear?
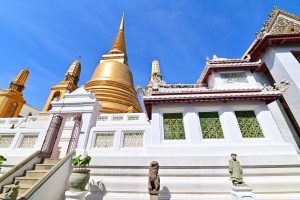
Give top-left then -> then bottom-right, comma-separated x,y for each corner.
1,7 -> 300,200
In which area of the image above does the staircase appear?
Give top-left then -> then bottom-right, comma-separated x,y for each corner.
0,158 -> 60,199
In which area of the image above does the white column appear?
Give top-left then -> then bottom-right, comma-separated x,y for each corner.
231,186 -> 256,200
114,129 -> 122,150
183,107 -> 202,144
263,47 -> 300,128
151,106 -> 162,146
51,116 -> 67,158
268,101 -> 300,151
255,104 -> 284,142
11,132 -> 21,150
219,106 -> 242,142
76,110 -> 99,155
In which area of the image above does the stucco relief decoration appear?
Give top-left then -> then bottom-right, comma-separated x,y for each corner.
271,17 -> 300,35
256,7 -> 300,39
137,86 -> 146,96
0,135 -> 15,148
274,80 -> 293,92
123,132 -> 143,147
263,80 -> 292,92
19,135 -> 38,148
95,133 -> 114,148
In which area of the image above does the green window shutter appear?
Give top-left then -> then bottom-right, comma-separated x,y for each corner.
235,111 -> 264,138
163,113 -> 185,140
199,112 -> 224,139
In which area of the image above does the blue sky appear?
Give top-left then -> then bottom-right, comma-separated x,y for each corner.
0,1 -> 299,110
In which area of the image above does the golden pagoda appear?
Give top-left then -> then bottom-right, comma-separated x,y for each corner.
85,15 -> 142,113
0,69 -> 29,118
43,59 -> 81,111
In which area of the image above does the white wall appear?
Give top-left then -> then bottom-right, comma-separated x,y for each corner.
149,101 -> 297,156
207,70 -> 261,90
262,46 -> 300,129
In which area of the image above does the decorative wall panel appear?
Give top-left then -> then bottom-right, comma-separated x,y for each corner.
98,117 -> 108,121
128,116 -> 139,120
220,72 -> 248,83
0,135 -> 14,148
235,111 -> 264,138
19,135 -> 38,148
112,116 -> 123,121
163,113 -> 185,140
94,133 -> 114,148
199,112 -> 224,139
123,132 -> 143,147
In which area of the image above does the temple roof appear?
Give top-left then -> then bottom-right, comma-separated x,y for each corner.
199,58 -> 263,83
138,82 -> 289,119
256,7 -> 300,40
243,7 -> 300,60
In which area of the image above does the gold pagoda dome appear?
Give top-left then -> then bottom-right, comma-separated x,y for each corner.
85,15 -> 142,113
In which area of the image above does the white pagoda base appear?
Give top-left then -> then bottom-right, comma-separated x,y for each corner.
65,190 -> 88,200
231,186 -> 256,200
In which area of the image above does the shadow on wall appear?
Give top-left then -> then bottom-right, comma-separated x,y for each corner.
85,179 -> 107,200
159,186 -> 171,200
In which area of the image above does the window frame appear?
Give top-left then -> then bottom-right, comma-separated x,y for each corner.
198,111 -> 225,139
162,112 -> 186,140
234,110 -> 264,138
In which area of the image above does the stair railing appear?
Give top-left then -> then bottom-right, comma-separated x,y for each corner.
0,151 -> 41,192
39,114 -> 63,158
19,150 -> 75,200
67,114 -> 82,154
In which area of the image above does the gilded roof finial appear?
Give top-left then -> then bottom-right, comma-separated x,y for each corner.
8,69 -> 29,93
14,69 -> 29,85
119,13 -> 125,31
108,14 -> 127,57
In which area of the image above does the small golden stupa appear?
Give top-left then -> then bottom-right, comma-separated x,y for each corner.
0,69 -> 29,117
85,15 -> 142,113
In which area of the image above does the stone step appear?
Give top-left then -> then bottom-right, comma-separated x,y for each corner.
35,163 -> 55,170
43,158 -> 61,164
18,185 -> 31,195
3,184 -> 31,195
26,170 -> 48,178
14,177 -> 40,185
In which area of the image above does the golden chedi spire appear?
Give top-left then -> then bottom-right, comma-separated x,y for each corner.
109,14 -> 127,56
42,59 -> 81,111
85,15 -> 142,113
0,69 -> 29,118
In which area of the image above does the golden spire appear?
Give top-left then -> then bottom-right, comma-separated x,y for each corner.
85,14 -> 142,113
9,69 -> 29,93
14,69 -> 29,85
42,59 -> 81,112
64,59 -> 81,85
0,69 -> 29,118
108,14 -> 127,56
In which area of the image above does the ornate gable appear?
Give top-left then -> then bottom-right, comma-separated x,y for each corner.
257,7 -> 300,39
